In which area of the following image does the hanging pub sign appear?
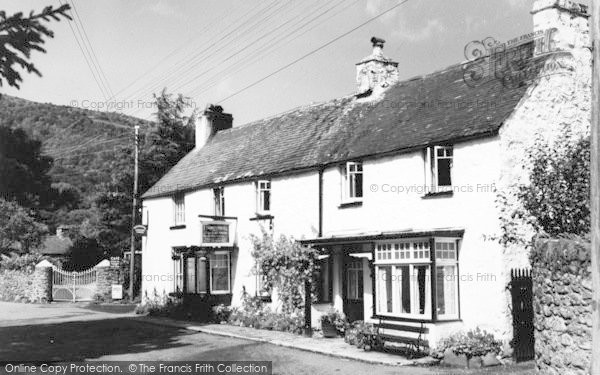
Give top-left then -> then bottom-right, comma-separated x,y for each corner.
133,224 -> 147,236
200,220 -> 233,246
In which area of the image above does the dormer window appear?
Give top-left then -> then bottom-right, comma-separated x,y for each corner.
342,162 -> 363,202
426,146 -> 453,191
172,193 -> 185,225
213,187 -> 225,216
256,180 -> 271,214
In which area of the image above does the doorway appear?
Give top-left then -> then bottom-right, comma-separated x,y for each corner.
343,256 -> 364,322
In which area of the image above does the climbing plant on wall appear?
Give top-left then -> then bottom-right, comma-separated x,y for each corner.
250,231 -> 318,315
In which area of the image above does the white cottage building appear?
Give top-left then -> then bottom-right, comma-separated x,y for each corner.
140,0 -> 591,349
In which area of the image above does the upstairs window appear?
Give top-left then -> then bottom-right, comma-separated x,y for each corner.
426,146 -> 453,191
213,187 -> 225,216
342,162 -> 363,202
172,193 -> 185,225
256,180 -> 271,214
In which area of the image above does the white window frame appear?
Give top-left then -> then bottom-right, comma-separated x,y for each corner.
434,237 -> 460,320
213,187 -> 225,216
256,180 -> 271,214
374,240 -> 432,320
425,146 -> 453,192
173,255 -> 183,293
346,260 -> 363,301
342,161 -> 363,203
172,193 -> 185,225
209,251 -> 231,294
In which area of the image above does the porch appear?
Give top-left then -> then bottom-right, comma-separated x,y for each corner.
302,228 -> 465,349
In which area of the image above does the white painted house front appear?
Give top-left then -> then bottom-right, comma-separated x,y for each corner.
140,0 -> 591,349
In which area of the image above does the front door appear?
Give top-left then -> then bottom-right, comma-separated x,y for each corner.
343,256 -> 364,322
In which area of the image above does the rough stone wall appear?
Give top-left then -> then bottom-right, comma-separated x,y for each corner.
96,265 -> 122,300
496,6 -> 592,345
531,238 -> 592,374
31,265 -> 52,302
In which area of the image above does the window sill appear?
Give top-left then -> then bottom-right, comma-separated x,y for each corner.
338,201 -> 363,209
422,190 -> 453,199
169,225 -> 186,230
250,214 -> 274,221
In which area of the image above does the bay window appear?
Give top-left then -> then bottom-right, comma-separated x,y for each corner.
435,240 -> 459,319
374,238 -> 459,321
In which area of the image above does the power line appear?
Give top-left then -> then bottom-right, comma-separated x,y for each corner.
68,0 -> 114,98
106,0 -> 242,101
187,0 -> 360,100
58,0 -> 110,100
216,0 -> 411,104
119,0 -> 280,108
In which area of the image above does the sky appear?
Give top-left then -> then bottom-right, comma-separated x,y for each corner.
1,0 -> 592,126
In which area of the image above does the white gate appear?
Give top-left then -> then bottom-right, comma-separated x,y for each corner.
52,266 -> 97,302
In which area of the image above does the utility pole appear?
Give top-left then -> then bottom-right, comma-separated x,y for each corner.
591,0 -> 600,373
129,125 -> 139,301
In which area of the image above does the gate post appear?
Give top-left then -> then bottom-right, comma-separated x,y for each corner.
33,260 -> 53,303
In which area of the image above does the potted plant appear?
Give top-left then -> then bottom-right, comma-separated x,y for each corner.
320,309 -> 343,338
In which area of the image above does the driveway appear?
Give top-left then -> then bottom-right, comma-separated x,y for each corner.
0,302 -> 535,375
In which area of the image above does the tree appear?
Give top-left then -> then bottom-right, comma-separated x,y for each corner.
0,125 -> 54,208
0,198 -> 48,255
93,89 -> 195,254
0,5 -> 71,89
139,89 -> 195,191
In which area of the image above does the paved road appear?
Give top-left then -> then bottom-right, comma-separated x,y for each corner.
0,302 -> 534,375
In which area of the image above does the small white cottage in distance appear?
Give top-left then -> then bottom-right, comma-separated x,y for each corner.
140,0 -> 591,349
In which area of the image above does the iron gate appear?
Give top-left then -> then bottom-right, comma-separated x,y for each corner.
509,268 -> 534,362
52,266 -> 97,302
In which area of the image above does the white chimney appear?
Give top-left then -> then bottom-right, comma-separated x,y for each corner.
531,0 -> 590,54
355,37 -> 399,98
195,104 -> 233,149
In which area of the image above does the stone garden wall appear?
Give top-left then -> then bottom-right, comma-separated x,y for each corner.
531,237 -> 592,374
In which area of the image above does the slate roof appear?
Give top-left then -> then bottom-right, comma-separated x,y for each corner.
143,52 -> 552,199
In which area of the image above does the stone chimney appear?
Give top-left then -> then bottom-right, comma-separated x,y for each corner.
531,0 -> 590,54
355,37 -> 399,98
195,104 -> 233,149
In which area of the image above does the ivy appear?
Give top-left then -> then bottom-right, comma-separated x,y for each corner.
250,231 -> 318,315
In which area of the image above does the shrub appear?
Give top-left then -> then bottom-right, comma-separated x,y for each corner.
135,289 -> 182,316
518,134 -> 589,237
319,308 -> 347,335
432,328 -> 502,360
0,252 -> 42,272
0,269 -> 35,302
227,289 -> 305,334
212,304 -> 233,323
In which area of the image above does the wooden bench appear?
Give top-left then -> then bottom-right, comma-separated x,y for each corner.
367,321 -> 429,357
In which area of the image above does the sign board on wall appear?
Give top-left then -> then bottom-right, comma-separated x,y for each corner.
111,285 -> 123,300
200,220 -> 234,246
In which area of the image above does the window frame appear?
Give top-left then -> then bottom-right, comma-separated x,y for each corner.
425,146 -> 453,192
374,240 -> 432,320
256,180 -> 271,214
373,238 -> 460,321
173,255 -> 184,293
213,187 -> 225,216
342,161 -> 363,203
209,251 -> 231,294
172,193 -> 185,225
434,237 -> 460,320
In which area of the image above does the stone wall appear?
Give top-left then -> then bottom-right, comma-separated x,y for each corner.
531,237 -> 592,374
95,260 -> 123,301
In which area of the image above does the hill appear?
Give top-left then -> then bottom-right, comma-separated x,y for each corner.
0,95 -> 155,205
